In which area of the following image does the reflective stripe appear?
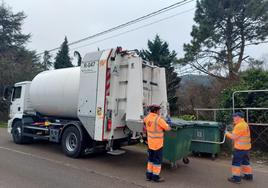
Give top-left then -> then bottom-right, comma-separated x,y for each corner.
147,132 -> 163,136
236,141 -> 251,145
239,136 -> 250,140
148,135 -> 163,139
229,134 -> 250,141
232,166 -> 241,176
154,117 -> 161,133
242,165 -> 252,174
147,134 -> 163,138
147,130 -> 163,134
147,162 -> 153,172
237,136 -> 250,143
153,164 -> 161,175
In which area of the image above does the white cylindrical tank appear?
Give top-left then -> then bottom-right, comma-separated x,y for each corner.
30,67 -> 80,118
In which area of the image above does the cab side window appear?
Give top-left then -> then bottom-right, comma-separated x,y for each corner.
12,86 -> 22,101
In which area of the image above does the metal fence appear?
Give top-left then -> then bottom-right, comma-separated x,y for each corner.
194,107 -> 268,151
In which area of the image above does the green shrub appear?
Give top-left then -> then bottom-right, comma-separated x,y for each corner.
177,114 -> 196,121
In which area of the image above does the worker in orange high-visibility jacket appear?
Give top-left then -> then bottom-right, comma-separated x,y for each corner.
225,112 -> 253,184
144,105 -> 171,182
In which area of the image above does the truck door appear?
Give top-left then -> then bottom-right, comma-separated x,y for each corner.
10,86 -> 23,118
142,64 -> 168,117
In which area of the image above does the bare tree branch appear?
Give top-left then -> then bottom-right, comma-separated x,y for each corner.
189,60 -> 227,80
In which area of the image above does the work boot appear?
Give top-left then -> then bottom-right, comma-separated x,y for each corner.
153,177 -> 165,183
228,177 -> 241,184
241,175 -> 253,181
146,172 -> 152,181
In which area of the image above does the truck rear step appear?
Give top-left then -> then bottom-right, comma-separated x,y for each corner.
107,149 -> 126,155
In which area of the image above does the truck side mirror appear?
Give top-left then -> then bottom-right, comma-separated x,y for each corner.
2,86 -> 12,102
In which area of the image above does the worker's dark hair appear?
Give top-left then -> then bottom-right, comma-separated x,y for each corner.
149,105 -> 161,113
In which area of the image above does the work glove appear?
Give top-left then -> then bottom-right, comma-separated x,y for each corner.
219,123 -> 226,132
166,120 -> 172,127
139,136 -> 148,145
170,125 -> 177,131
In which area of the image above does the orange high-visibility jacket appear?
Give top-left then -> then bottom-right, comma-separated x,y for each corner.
144,113 -> 171,150
226,119 -> 251,150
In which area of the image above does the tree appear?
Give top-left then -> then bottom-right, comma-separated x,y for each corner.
140,35 -> 181,115
54,37 -> 73,69
0,2 -> 30,52
0,3 -> 43,120
42,50 -> 53,70
180,0 -> 268,80
176,75 -> 224,116
247,58 -> 264,70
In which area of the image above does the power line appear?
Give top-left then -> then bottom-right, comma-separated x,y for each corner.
37,0 -> 194,56
69,8 -> 195,52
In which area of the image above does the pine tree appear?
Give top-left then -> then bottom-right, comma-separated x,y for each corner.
141,35 -> 181,115
54,37 -> 73,69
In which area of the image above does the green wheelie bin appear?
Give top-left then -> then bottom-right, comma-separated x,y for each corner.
163,119 -> 194,167
191,121 -> 221,159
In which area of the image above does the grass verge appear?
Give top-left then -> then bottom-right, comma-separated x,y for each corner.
0,122 -> 7,128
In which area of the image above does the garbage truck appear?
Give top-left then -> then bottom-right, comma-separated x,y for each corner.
4,47 -> 168,158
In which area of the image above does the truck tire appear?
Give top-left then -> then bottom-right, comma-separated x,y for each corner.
12,121 -> 33,144
61,126 -> 84,158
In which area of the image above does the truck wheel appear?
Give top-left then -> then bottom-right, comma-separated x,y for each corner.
61,126 -> 83,158
12,121 -> 33,144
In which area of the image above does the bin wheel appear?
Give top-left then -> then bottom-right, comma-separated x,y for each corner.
192,151 -> 198,157
170,162 -> 177,169
182,157 -> 190,164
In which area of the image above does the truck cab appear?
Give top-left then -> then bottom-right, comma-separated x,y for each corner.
7,81 -> 33,133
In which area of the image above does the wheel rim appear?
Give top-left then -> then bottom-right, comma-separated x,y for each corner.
14,126 -> 21,138
65,132 -> 78,152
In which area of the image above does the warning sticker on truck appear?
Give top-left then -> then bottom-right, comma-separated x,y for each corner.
97,107 -> 104,119
99,60 -> 106,67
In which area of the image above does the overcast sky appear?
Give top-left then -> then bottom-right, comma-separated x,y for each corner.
4,0 -> 268,68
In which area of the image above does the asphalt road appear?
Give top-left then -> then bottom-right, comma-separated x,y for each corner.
0,128 -> 268,188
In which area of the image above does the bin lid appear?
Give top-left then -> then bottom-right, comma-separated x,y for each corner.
169,119 -> 221,128
193,121 -> 220,127
169,118 -> 196,128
